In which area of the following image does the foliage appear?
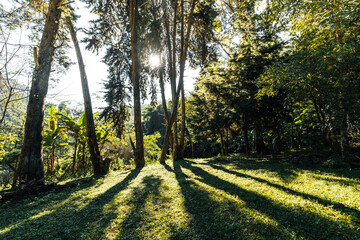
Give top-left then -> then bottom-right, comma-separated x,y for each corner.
143,132 -> 161,162
259,0 -> 360,154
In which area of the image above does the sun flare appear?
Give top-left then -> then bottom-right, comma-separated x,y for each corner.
149,54 -> 161,68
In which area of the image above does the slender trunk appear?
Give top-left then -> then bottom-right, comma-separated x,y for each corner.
339,96 -> 349,155
177,0 -> 186,159
81,142 -> 86,168
160,83 -> 182,164
173,0 -> 185,160
243,114 -> 250,155
51,143 -> 55,174
66,17 -> 107,174
0,87 -> 13,126
14,0 -> 64,184
159,0 -> 196,163
187,128 -> 194,158
130,0 -> 144,168
162,1 -> 174,151
171,0 -> 179,159
171,0 -> 177,101
225,129 -> 229,156
159,66 -> 173,149
72,139 -> 78,174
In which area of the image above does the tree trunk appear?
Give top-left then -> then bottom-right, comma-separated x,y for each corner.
129,0 -> 145,168
162,0 -> 174,155
243,114 -> 250,155
173,0 -> 185,161
171,0 -> 179,160
51,143 -> 55,174
254,121 -> 265,154
14,0 -> 64,184
72,139 -> 78,174
159,66 -> 173,150
159,0 -> 196,163
177,0 -> 187,160
66,17 -> 108,174
0,86 -> 13,127
220,131 -> 225,156
339,97 -> 349,155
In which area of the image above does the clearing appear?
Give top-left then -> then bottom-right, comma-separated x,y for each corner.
1,158 -> 359,240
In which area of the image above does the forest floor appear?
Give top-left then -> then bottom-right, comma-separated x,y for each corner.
0,157 -> 360,240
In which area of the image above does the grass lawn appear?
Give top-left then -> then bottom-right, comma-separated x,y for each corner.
1,157 -> 359,239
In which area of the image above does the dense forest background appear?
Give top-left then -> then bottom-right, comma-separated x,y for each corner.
1,0 -> 360,189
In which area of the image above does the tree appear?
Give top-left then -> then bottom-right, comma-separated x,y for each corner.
260,0 -> 360,155
66,16 -> 109,174
159,0 -> 197,163
188,0 -> 287,156
84,0 -> 162,168
129,0 -> 145,168
14,0 -> 65,184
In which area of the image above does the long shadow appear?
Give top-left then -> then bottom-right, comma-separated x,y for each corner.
169,161 -> 289,240
312,174 -> 360,187
115,175 -> 163,239
179,160 -> 360,240
0,169 -> 140,239
0,175 -> 100,230
209,163 -> 360,217
207,157 -> 360,183
205,158 -> 300,184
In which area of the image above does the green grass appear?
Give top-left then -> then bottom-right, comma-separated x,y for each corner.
1,158 -> 359,239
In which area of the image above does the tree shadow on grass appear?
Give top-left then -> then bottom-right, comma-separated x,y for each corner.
179,160 -> 360,240
311,171 -> 360,186
114,175 -> 163,240
209,163 -> 360,217
205,158 -> 300,184
0,175 -> 100,230
207,157 -> 360,183
168,161 -> 289,240
0,169 -> 140,240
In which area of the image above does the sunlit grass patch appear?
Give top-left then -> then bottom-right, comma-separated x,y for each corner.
1,158 -> 359,239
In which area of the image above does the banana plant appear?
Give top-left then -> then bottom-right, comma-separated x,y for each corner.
43,106 -> 68,175
56,111 -> 87,173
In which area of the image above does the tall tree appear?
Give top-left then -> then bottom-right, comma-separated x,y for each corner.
159,0 -> 197,163
129,0 -> 145,168
66,16 -> 110,174
84,0 -> 165,168
14,0 -> 65,183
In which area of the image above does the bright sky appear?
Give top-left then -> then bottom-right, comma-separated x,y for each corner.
2,0 -> 198,112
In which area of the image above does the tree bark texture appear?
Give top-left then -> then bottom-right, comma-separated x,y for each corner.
14,0 -> 64,184
130,0 -> 145,168
66,18 -> 108,174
